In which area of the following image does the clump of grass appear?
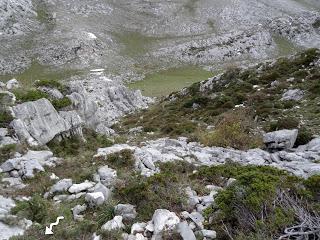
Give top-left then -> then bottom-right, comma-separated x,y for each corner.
35,79 -> 68,94
13,89 -> 49,102
0,109 -> 13,128
0,144 -> 17,164
200,110 -> 263,150
51,97 -> 72,110
115,162 -> 194,221
104,149 -> 135,169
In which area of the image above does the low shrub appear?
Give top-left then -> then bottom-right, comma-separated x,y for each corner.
200,110 -> 263,150
201,163 -> 319,240
51,97 -> 72,110
0,144 -> 17,164
116,171 -> 186,221
14,89 -> 49,102
35,79 -> 68,94
105,149 -> 135,169
0,109 -> 13,128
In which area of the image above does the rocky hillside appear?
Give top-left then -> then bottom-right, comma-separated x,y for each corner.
1,0 -> 320,81
0,49 -> 319,240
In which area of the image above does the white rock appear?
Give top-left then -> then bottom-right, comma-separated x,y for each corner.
101,216 -> 125,231
263,129 -> 298,151
177,221 -> 196,240
200,229 -> 217,239
97,165 -> 117,186
6,79 -> 19,90
131,222 -> 147,234
115,204 -> 137,221
281,89 -> 304,101
85,192 -> 105,207
146,209 -> 180,237
68,181 -> 95,193
50,179 -> 73,194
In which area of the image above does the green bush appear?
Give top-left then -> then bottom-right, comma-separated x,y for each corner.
200,110 -> 263,150
116,171 -> 186,220
51,97 -> 72,110
200,163 -> 318,239
35,79 -> 68,93
14,89 -> 49,102
105,149 -> 135,169
0,144 -> 17,164
11,195 -> 50,224
295,127 -> 313,146
268,117 -> 299,131
0,109 -> 13,128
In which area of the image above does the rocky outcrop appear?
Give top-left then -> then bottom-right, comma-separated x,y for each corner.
67,75 -> 152,135
95,136 -> 320,178
11,98 -> 83,145
145,209 -> 180,239
281,89 -> 304,101
0,0 -> 37,36
263,129 -> 298,151
0,195 -> 32,240
0,150 -> 61,179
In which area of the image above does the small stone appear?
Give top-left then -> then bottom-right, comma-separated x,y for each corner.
50,179 -> 73,194
114,204 -> 137,221
85,192 -> 105,207
201,229 -> 217,239
101,216 -> 125,231
68,181 -> 95,193
177,221 -> 196,240
131,222 -> 147,234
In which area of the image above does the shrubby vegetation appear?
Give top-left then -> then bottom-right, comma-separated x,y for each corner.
119,49 -> 320,148
13,89 -> 49,102
199,110 -> 263,150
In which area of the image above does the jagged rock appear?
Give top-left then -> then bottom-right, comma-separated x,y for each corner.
177,221 -> 196,240
263,129 -> 298,151
68,180 -> 95,193
101,216 -> 125,231
131,222 -> 147,235
198,229 -> 217,239
146,209 -> 180,238
93,183 -> 111,200
114,204 -> 137,221
49,179 -> 73,194
0,150 -> 54,179
12,98 -> 82,145
92,233 -> 101,240
95,137 -> 320,178
38,86 -> 64,99
1,177 -> 26,189
96,165 -> 117,186
10,119 -> 38,146
6,79 -> 19,90
0,128 -> 17,147
58,110 -> 84,139
95,144 -> 136,157
226,178 -> 237,187
281,89 -> 304,101
0,90 -> 16,106
0,195 -> 32,240
85,192 -> 105,207
0,196 -> 15,215
189,212 -> 204,230
67,75 -> 152,135
72,204 -> 87,221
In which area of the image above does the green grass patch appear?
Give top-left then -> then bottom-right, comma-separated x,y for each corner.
127,66 -> 213,97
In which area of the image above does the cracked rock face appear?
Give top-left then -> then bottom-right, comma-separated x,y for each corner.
67,74 -> 153,134
11,98 -> 83,145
